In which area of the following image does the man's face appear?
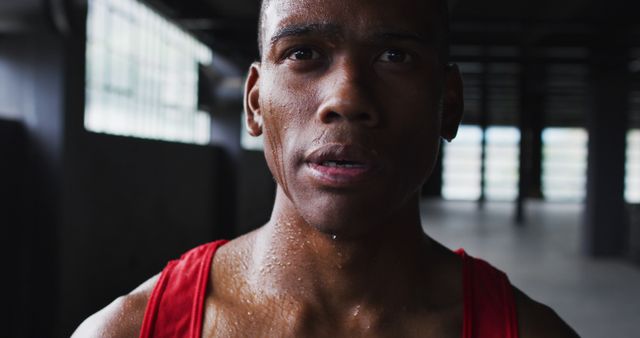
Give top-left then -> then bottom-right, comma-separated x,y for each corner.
246,0 -> 461,238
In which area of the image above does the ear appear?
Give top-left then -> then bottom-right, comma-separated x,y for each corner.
244,62 -> 263,137
441,63 -> 464,142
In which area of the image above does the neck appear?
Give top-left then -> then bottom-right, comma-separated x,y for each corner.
247,187 -> 439,314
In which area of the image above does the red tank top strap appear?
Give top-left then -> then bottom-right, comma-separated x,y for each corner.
139,240 -> 228,338
456,249 -> 519,338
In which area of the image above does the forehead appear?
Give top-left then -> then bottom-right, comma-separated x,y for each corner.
262,0 -> 439,42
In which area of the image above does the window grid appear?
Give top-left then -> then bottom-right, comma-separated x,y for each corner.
484,127 -> 520,201
85,0 -> 212,144
442,125 -> 483,201
541,128 -> 588,201
627,130 -> 640,203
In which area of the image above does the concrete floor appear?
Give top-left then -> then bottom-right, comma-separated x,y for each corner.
421,200 -> 640,338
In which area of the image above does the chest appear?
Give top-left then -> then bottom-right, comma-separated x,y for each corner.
200,301 -> 463,338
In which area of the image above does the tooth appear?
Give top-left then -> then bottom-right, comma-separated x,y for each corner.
325,161 -> 337,167
319,161 -> 366,168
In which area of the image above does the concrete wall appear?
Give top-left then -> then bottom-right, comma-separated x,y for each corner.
236,149 -> 276,235
0,119 -> 28,338
0,31 -> 67,337
59,132 -> 229,335
0,21 -> 239,338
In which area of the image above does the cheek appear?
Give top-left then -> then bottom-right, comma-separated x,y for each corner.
260,82 -> 317,191
260,94 -> 288,189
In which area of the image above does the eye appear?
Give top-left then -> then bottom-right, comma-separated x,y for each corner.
377,49 -> 412,63
287,47 -> 321,61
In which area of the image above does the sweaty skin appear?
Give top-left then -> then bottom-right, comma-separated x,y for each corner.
73,0 -> 579,337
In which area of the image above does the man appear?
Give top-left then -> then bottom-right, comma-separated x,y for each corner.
74,0 -> 579,336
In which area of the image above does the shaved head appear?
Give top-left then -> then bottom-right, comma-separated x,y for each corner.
256,0 -> 450,63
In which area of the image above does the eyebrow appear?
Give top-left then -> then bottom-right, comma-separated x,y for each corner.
270,23 -> 342,45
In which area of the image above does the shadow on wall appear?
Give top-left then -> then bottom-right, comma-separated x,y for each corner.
0,119 -> 28,338
58,131 -> 236,336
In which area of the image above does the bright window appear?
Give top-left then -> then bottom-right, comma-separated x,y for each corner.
442,125 -> 482,200
627,129 -> 640,203
542,128 -> 588,201
484,126 -> 520,201
85,0 -> 212,144
442,125 -> 520,201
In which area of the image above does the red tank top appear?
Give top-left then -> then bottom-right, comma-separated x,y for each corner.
140,241 -> 519,338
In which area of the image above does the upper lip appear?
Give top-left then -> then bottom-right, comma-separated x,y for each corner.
304,143 -> 378,167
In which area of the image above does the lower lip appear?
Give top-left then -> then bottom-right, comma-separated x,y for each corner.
306,162 -> 375,187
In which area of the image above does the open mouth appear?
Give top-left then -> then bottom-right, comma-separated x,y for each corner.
304,144 -> 378,186
318,160 -> 367,168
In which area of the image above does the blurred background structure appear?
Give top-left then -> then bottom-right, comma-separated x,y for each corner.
0,0 -> 639,337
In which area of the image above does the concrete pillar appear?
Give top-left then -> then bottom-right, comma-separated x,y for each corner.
0,32 -> 67,338
517,51 -> 545,224
584,30 -> 630,256
479,55 -> 489,207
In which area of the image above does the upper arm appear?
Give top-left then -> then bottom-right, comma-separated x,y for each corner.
514,288 -> 580,338
71,274 -> 159,338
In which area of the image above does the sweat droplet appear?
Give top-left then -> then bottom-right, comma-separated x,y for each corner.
331,235 -> 337,240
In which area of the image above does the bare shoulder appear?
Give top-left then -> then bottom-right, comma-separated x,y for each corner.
207,231 -> 258,292
211,230 -> 258,273
514,287 -> 580,338
71,274 -> 160,338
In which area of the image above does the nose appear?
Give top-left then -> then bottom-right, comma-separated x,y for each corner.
316,61 -> 380,127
